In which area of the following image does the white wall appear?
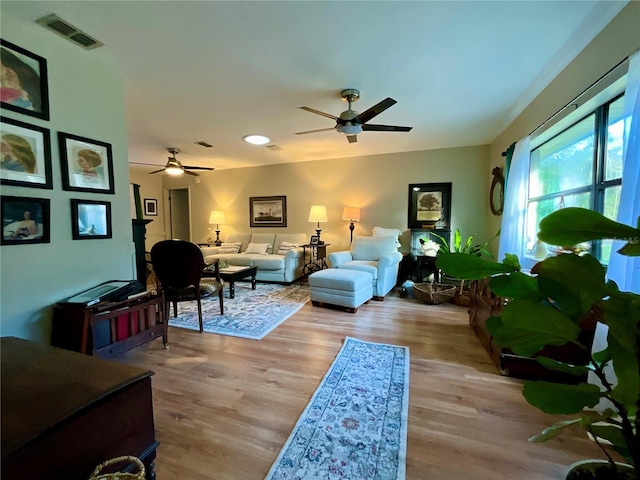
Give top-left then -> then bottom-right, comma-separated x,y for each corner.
0,12 -> 133,342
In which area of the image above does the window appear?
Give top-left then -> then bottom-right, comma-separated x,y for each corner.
526,95 -> 626,264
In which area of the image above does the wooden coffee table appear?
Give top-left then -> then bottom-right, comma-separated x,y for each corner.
205,265 -> 258,299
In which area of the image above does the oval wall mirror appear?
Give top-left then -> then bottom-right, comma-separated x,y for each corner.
490,166 -> 505,216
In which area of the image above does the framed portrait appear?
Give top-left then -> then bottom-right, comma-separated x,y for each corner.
70,198 -> 112,240
249,195 -> 287,227
309,235 -> 320,245
408,182 -> 452,229
144,198 -> 158,216
0,116 -> 52,189
59,132 -> 115,194
1,195 -> 50,245
0,39 -> 50,121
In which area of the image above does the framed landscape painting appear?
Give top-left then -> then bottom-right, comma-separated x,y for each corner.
1,195 -> 50,245
407,182 -> 452,229
0,39 -> 50,121
59,132 -> 115,194
249,196 -> 287,227
0,116 -> 52,189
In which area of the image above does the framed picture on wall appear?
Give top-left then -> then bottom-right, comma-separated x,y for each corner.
0,116 -> 52,189
144,198 -> 158,216
59,132 -> 115,194
1,195 -> 50,245
407,182 -> 452,229
249,195 -> 287,227
70,198 -> 112,240
0,39 -> 50,121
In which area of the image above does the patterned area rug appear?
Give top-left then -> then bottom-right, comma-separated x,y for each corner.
168,283 -> 309,340
266,337 -> 410,480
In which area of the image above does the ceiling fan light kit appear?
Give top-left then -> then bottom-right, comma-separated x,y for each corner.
140,147 -> 215,176
296,88 -> 412,143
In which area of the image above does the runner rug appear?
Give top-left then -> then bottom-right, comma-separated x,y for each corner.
265,337 -> 410,480
168,283 -> 309,340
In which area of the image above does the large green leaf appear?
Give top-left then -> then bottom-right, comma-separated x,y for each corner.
502,253 -> 521,270
528,418 -> 581,442
618,241 -> 640,256
490,298 -> 582,357
538,207 -> 640,246
436,253 -> 517,280
535,254 -> 606,321
535,356 -> 590,377
489,272 -> 539,299
589,425 -> 631,463
523,381 -> 602,414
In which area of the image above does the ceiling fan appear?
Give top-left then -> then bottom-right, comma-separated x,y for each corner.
134,148 -> 214,176
295,89 -> 413,143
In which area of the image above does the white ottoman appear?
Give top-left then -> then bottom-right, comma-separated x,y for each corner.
308,269 -> 373,313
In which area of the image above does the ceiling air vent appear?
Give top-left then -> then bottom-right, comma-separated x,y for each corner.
265,144 -> 283,151
194,141 -> 213,148
36,14 -> 104,50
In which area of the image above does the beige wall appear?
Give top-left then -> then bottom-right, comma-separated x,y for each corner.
151,145 -> 492,255
488,2 -> 640,237
0,12 -> 133,342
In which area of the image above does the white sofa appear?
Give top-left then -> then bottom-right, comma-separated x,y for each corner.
200,232 -> 307,283
327,235 -> 402,300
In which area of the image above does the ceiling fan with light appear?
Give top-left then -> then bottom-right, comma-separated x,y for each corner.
131,148 -> 214,176
295,89 -> 413,143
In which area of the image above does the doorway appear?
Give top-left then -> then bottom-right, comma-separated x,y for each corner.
164,187 -> 191,240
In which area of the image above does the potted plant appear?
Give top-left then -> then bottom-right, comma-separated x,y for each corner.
437,207 -> 639,479
432,228 -> 499,306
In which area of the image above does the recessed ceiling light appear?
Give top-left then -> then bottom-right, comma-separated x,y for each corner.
244,134 -> 270,145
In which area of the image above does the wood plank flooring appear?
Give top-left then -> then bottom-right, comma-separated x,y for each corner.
118,288 -> 609,480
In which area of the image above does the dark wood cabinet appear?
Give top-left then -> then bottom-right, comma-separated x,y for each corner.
1,337 -> 159,480
468,278 -> 597,383
52,293 -> 167,359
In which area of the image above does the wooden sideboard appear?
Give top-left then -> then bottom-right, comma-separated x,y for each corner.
468,278 -> 597,383
1,337 -> 159,480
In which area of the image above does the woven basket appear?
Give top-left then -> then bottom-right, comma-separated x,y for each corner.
413,282 -> 457,305
88,456 -> 145,480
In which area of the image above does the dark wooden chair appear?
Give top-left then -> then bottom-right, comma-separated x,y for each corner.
150,240 -> 223,333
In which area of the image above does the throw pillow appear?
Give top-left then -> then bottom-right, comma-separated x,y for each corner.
244,242 -> 270,255
277,241 -> 300,255
372,226 -> 402,247
217,242 -> 242,254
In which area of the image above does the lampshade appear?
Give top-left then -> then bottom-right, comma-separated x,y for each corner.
209,210 -> 225,225
342,206 -> 361,222
308,205 -> 328,223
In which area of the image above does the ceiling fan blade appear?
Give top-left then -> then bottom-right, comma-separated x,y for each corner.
130,162 -> 165,167
355,97 -> 397,124
299,106 -> 338,120
362,124 -> 413,132
184,170 -> 199,177
148,168 -> 166,174
183,165 -> 215,171
347,135 -> 358,144
294,127 -> 336,135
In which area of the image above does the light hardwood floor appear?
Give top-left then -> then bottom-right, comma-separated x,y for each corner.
119,287 -> 608,480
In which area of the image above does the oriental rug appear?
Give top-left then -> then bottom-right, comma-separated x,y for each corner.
168,283 -> 309,340
265,337 -> 410,480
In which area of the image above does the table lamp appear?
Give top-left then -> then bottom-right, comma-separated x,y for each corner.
208,210 -> 225,246
308,205 -> 328,242
342,206 -> 361,244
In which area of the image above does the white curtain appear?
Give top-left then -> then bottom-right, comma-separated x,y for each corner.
497,136 -> 531,262
607,49 -> 640,294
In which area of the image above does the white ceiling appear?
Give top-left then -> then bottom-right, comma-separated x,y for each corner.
2,1 -> 628,171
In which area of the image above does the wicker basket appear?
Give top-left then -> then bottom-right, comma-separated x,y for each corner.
88,456 -> 145,480
413,282 -> 457,305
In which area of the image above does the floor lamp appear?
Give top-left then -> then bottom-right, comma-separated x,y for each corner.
342,206 -> 361,244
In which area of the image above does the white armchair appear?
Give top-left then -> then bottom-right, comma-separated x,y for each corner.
328,235 -> 402,300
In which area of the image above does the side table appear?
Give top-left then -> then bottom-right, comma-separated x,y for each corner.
302,243 -> 331,276
414,255 -> 440,282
